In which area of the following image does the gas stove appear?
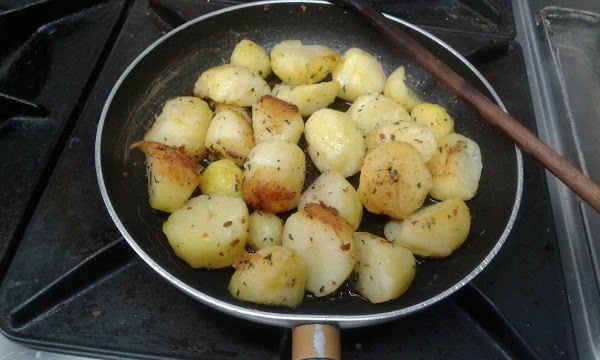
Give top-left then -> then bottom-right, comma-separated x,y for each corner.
0,0 -> 584,358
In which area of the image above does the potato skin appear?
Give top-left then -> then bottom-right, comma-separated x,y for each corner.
384,198 -> 471,258
365,122 -> 438,162
193,64 -> 271,106
270,40 -> 339,85
204,108 -> 255,166
230,39 -> 272,78
304,109 -> 365,177
143,97 -> 213,161
383,66 -> 422,112
163,195 -> 249,268
282,203 -> 355,297
351,232 -> 416,303
411,103 -> 454,141
272,81 -> 339,117
252,95 -> 304,144
332,47 -> 386,102
427,133 -> 483,201
347,94 -> 412,136
130,141 -> 201,213
243,139 -> 306,213
199,158 -> 243,198
247,211 -> 284,250
228,246 -> 307,307
358,141 -> 432,219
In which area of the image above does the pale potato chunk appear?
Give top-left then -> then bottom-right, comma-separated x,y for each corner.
243,139 -> 306,213
193,64 -> 271,106
272,81 -> 339,117
282,203 -> 355,297
213,103 -> 252,124
270,40 -> 340,85
199,159 -> 243,198
130,141 -> 201,213
247,211 -> 284,250
252,95 -> 304,144
331,47 -> 386,102
228,246 -> 307,307
384,198 -> 471,258
411,103 -> 455,141
230,39 -> 272,78
427,133 -> 483,201
347,94 -> 412,136
365,122 -> 438,162
163,195 -> 248,268
297,171 -> 362,230
358,142 -> 432,219
304,109 -> 365,177
351,232 -> 415,303
143,97 -> 213,161
204,109 -> 255,166
383,66 -> 422,112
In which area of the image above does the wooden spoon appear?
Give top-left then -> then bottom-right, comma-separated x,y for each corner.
329,0 -> 600,213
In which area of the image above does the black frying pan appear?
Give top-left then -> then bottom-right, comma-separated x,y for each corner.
96,0 -> 521,334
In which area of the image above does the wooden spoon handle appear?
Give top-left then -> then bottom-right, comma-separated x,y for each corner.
330,0 -> 600,213
292,324 -> 341,360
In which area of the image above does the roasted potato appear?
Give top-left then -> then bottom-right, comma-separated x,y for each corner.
204,108 -> 255,166
346,94 -> 412,136
331,47 -> 386,102
427,133 -> 483,201
411,103 -> 455,141
383,66 -> 422,112
199,158 -> 243,198
243,139 -> 306,213
365,122 -> 438,162
297,170 -> 362,230
163,194 -> 249,268
230,39 -> 272,78
193,64 -> 271,106
247,211 -> 285,250
228,246 -> 307,307
304,109 -> 365,177
143,97 -> 213,161
282,203 -> 355,297
252,95 -> 304,144
358,141 -> 432,219
351,232 -> 416,303
213,103 -> 252,124
130,141 -> 201,213
270,40 -> 339,85
384,198 -> 471,258
272,81 -> 339,117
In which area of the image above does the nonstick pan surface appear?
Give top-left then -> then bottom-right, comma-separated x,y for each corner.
96,0 -> 522,328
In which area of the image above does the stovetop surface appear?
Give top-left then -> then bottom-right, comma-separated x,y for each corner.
0,0 -> 576,359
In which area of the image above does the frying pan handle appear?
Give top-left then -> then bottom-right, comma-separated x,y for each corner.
292,324 -> 341,360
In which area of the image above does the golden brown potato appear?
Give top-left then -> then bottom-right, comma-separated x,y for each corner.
228,246 -> 307,307
193,64 -> 271,106
230,39 -> 272,78
304,109 -> 365,177
411,103 -> 455,141
247,211 -> 284,250
213,103 -> 252,124
384,198 -> 471,258
143,97 -> 213,161
282,203 -> 355,297
383,66 -> 422,112
272,81 -> 339,117
297,170 -> 362,230
243,139 -> 306,213
351,232 -> 416,303
358,142 -> 432,219
427,133 -> 483,201
130,141 -> 201,213
199,159 -> 243,198
365,122 -> 438,162
163,195 -> 249,268
346,94 -> 412,136
204,108 -> 255,166
252,95 -> 304,144
270,40 -> 339,85
331,47 -> 386,102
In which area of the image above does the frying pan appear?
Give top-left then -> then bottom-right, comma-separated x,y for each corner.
95,0 -> 522,355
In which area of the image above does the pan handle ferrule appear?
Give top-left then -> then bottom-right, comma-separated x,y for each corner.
291,324 -> 341,360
